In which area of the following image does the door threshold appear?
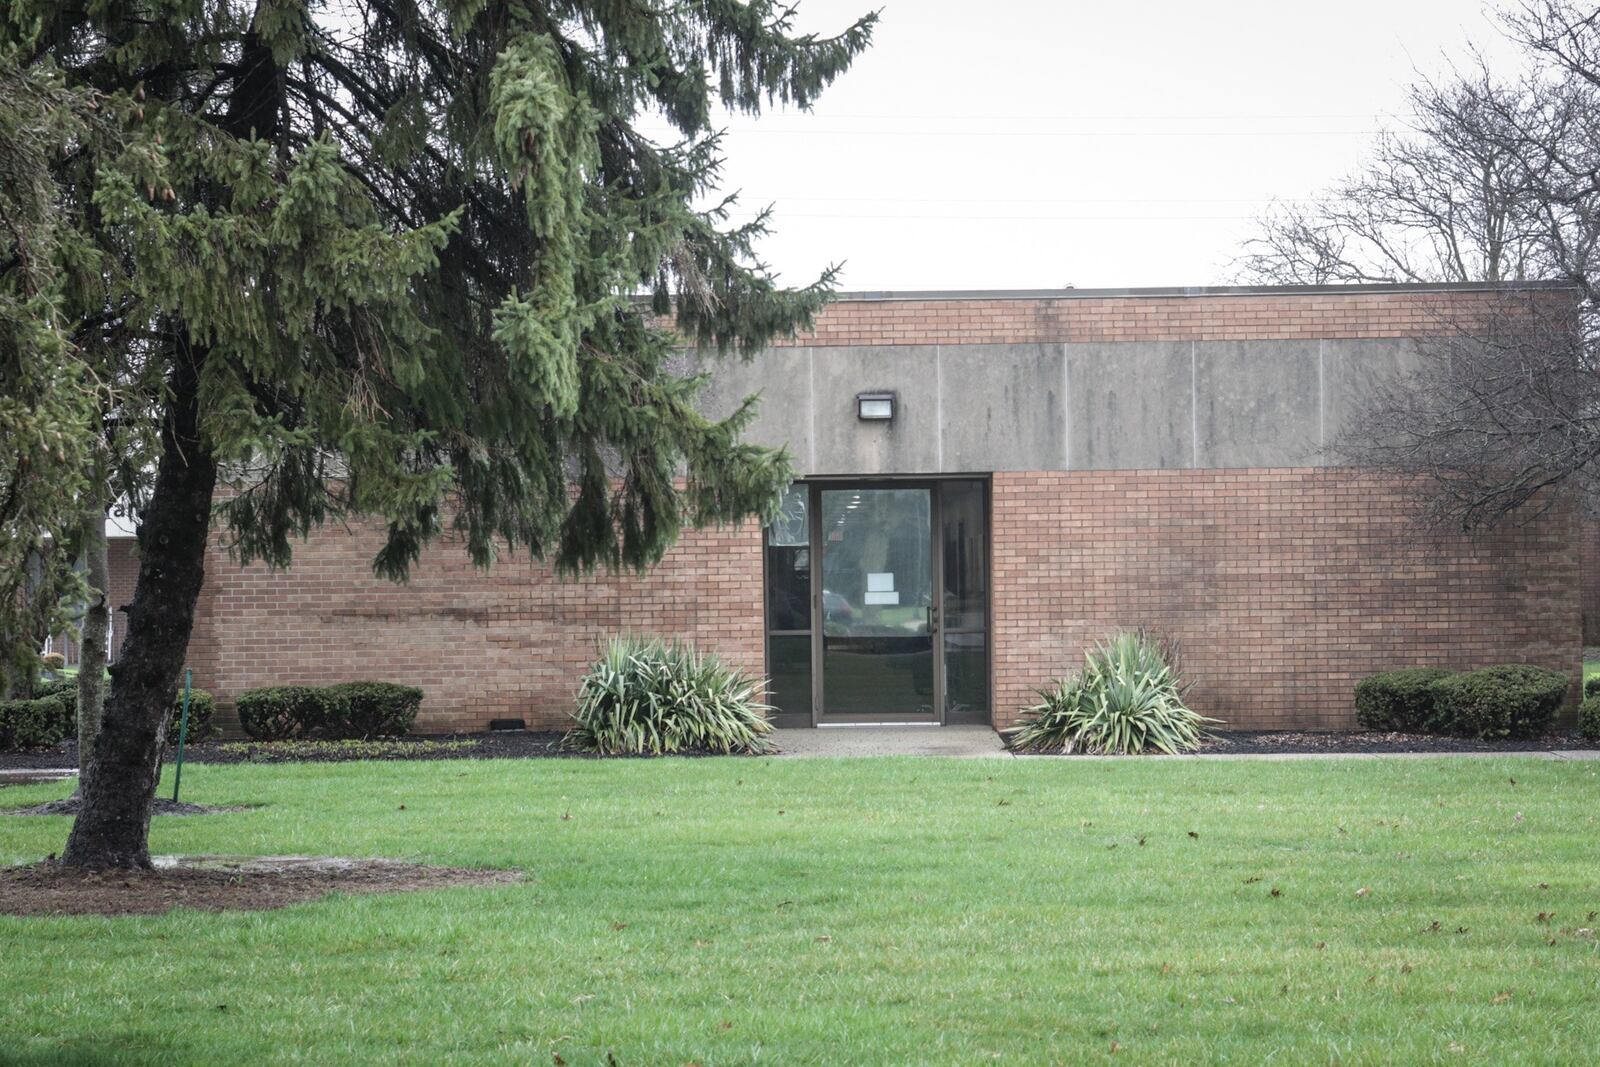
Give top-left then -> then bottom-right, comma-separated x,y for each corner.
816,721 -> 943,728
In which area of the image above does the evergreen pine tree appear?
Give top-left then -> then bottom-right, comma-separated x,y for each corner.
0,0 -> 875,869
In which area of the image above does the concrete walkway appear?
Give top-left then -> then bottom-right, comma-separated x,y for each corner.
773,725 -> 1009,758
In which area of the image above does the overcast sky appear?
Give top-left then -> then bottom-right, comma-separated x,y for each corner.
644,0 -> 1526,292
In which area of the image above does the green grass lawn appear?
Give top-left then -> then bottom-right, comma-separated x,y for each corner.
3,756 -> 1599,1065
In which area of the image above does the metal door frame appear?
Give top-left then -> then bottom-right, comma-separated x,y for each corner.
762,475 -> 992,728
809,480 -> 942,726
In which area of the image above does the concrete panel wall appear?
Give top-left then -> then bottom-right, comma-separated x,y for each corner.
697,338 -> 1420,475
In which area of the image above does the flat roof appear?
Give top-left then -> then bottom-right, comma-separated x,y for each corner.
827,280 -> 1578,302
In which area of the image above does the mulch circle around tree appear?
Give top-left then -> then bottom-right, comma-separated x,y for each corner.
0,856 -> 523,917
3,795 -> 250,816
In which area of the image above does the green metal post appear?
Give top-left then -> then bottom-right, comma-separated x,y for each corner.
172,668 -> 192,802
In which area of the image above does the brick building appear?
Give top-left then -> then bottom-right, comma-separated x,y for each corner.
160,282 -> 1580,734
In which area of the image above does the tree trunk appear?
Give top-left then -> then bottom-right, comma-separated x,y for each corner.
61,348 -> 215,869
3,549 -> 49,700
75,505 -> 109,793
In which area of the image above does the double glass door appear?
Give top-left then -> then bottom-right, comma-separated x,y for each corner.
764,480 -> 989,726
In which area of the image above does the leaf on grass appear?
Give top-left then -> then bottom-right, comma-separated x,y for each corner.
1187,831 -> 1199,839
1492,990 -> 1513,1005
1270,886 -> 1282,897
611,922 -> 628,931
1355,887 -> 1371,898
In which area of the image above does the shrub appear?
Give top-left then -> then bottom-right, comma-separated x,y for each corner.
324,682 -> 421,738
1010,631 -> 1215,755
1585,676 -> 1600,700
34,677 -> 78,702
1580,695 -> 1600,743
235,685 -> 333,741
1354,668 -> 1456,732
570,637 -> 774,755
1428,665 -> 1568,740
166,688 -> 217,745
40,652 -> 65,670
0,693 -> 73,750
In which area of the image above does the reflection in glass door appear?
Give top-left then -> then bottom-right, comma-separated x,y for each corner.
819,488 -> 935,720
763,480 -> 989,725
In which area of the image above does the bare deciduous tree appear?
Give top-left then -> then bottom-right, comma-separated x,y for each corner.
1342,290 -> 1599,529
1240,1 -> 1600,531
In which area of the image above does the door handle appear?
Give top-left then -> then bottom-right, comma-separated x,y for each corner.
927,605 -> 939,633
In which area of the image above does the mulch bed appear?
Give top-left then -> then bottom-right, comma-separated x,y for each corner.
1008,729 -> 1594,755
0,856 -> 522,917
3,728 -> 1593,771
0,732 -> 744,770
1195,729 -> 1591,755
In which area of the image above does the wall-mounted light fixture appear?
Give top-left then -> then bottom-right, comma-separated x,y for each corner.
856,391 -> 895,421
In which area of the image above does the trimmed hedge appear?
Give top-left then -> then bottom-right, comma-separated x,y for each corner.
1354,668 -> 1454,732
1580,695 -> 1600,743
1585,676 -> 1600,700
34,677 -> 78,702
236,682 -> 421,740
0,693 -> 73,749
0,680 -> 216,751
325,682 -> 422,738
236,685 -> 331,741
167,688 -> 217,745
1428,665 -> 1567,740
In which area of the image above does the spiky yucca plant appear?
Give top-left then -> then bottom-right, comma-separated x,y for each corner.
1010,631 -> 1215,755
570,637 -> 775,755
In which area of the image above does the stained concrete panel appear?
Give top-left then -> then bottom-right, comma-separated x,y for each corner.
1320,337 -> 1425,456
939,344 -> 1066,471
808,346 -> 942,475
692,348 -> 814,469
1065,341 -> 1194,470
1194,340 -> 1322,468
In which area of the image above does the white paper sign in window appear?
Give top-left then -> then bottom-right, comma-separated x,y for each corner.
864,571 -> 899,605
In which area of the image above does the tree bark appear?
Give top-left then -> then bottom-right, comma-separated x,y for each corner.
61,347 -> 215,869
75,504 -> 109,793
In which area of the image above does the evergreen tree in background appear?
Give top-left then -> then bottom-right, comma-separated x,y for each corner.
0,0 -> 875,869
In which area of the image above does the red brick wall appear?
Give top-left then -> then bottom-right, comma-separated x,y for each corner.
1580,518 -> 1600,646
106,538 -> 138,662
185,519 -> 764,734
991,468 -> 1580,731
48,537 -> 140,666
761,289 -> 1553,347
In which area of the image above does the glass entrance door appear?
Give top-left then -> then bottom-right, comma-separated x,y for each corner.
818,487 -> 937,721
762,479 -> 990,726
